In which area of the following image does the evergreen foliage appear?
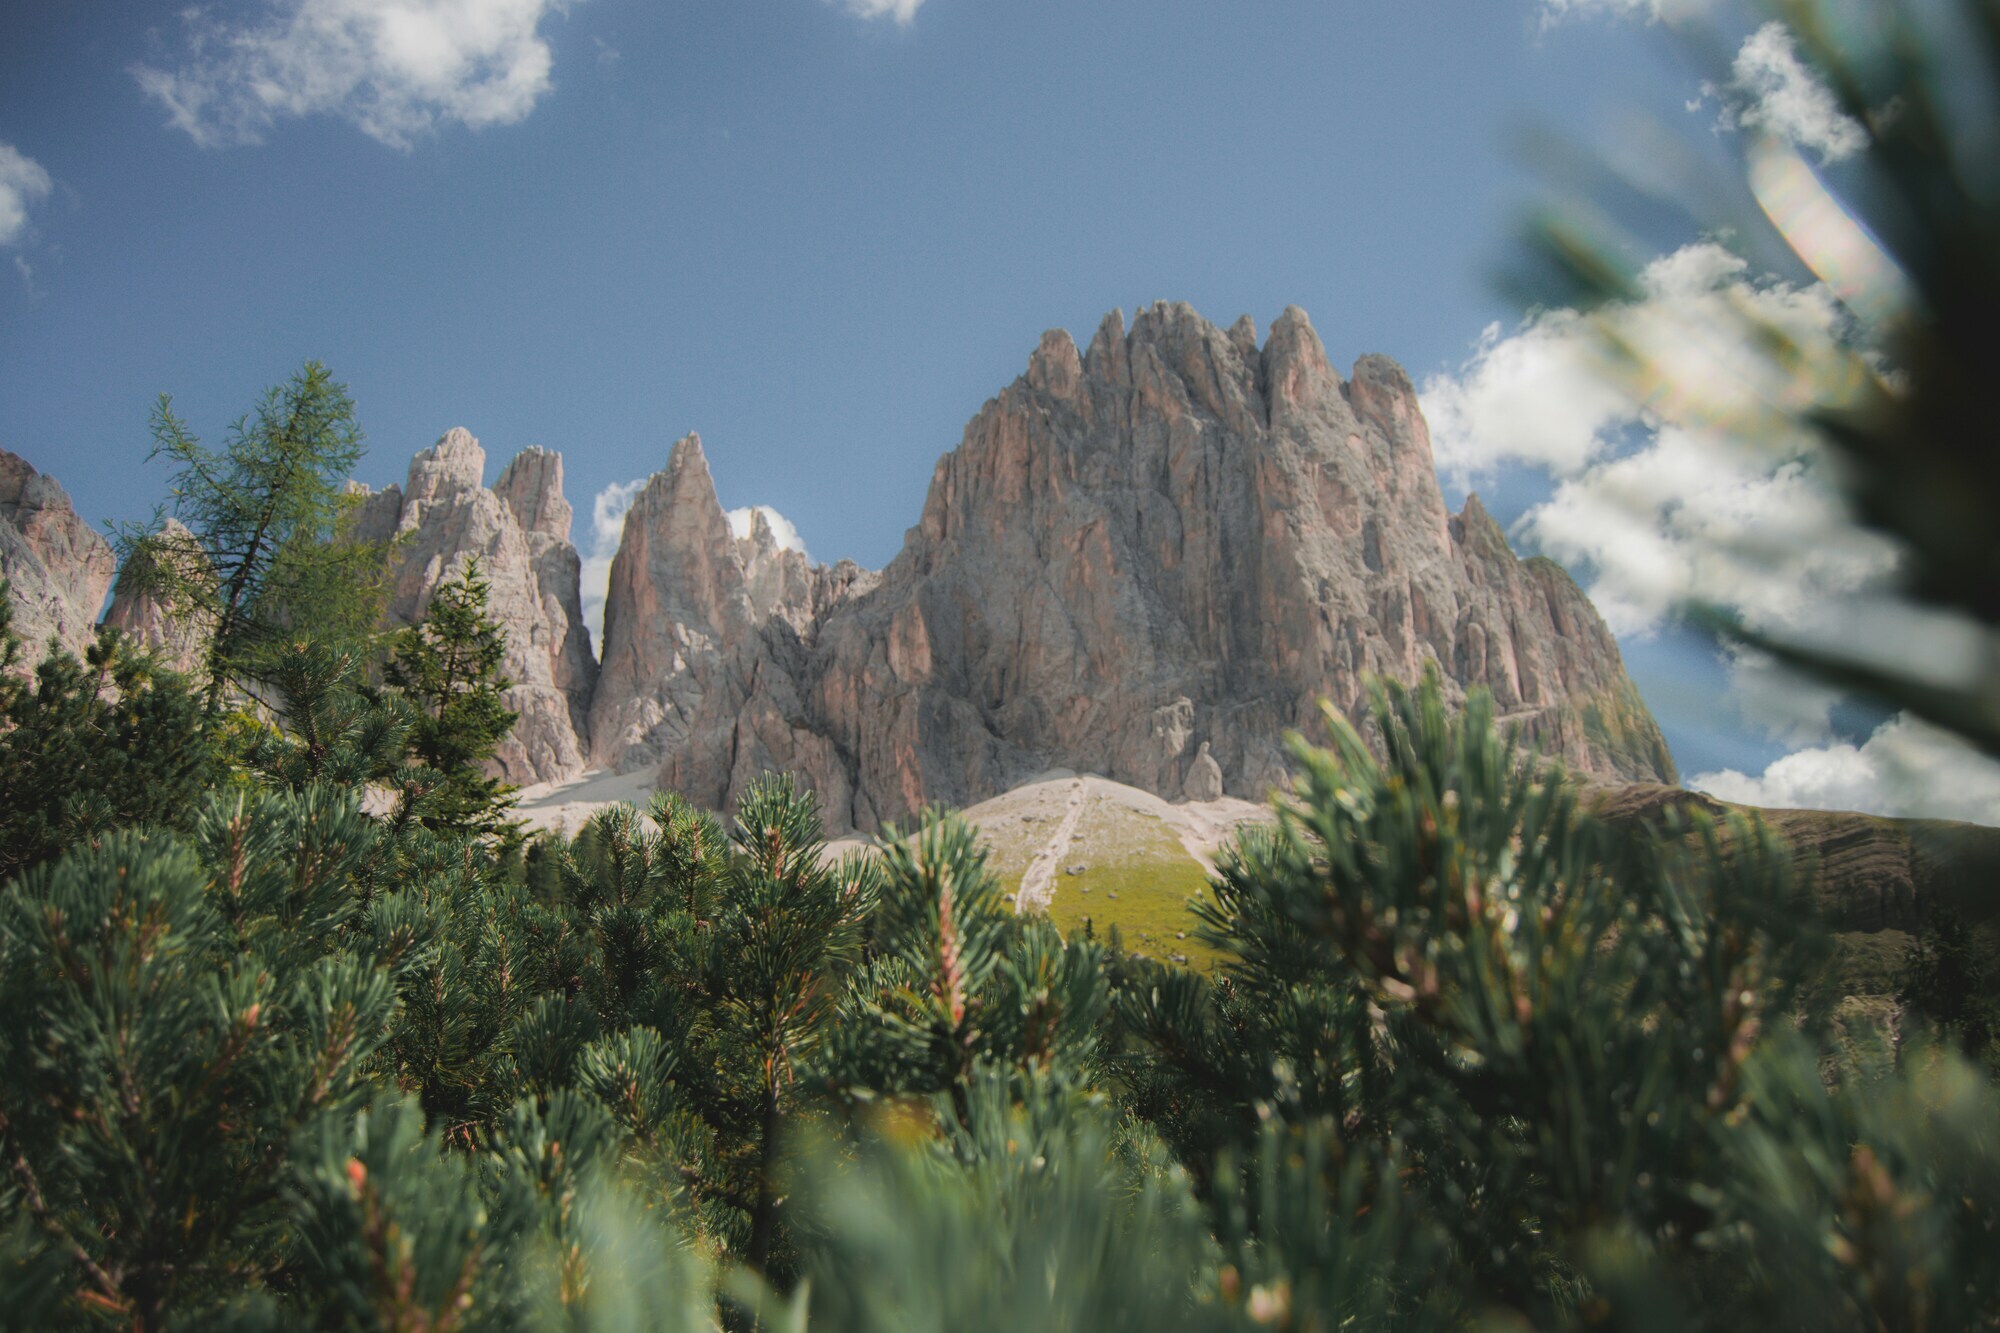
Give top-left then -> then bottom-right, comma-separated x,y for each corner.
5,653 -> 1997,1329
117,361 -> 386,712
238,635 -> 411,793
384,559 -> 520,839
15,83 -> 2000,1312
0,582 -> 210,882
1898,906 -> 1998,1063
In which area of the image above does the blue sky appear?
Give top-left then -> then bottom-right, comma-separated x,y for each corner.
5,0 -> 1993,819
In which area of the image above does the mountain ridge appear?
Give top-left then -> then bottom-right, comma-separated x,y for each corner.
22,301 -> 1676,831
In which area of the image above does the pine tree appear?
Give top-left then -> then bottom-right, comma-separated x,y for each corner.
0,581 -> 210,882
0,800 -> 394,1328
1898,906 -> 1998,1062
239,634 -> 411,792
384,558 -> 521,840
1,663 -> 1996,1327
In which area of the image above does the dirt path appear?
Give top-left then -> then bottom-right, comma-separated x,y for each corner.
1013,778 -> 1089,914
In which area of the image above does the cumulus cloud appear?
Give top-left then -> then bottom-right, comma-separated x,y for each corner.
1522,423 -> 1892,635
133,0 -> 574,150
725,505 -> 808,557
1417,238 -> 2000,823
0,142 -> 52,248
837,0 -> 928,24
1422,243 -> 1859,485
1419,310 -> 1632,484
580,477 -> 643,650
1421,240 -> 1895,637
1707,22 -> 1868,164
1693,713 -> 2000,824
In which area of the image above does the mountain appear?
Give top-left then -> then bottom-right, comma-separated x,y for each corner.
1,448 -> 114,664
587,302 -> 1674,830
73,301 -> 1675,826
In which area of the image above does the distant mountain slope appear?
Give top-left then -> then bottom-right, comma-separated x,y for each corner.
1592,783 -> 2000,934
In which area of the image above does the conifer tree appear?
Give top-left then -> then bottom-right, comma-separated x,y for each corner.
0,582 -> 210,881
1898,906 -> 1998,1063
119,361 -> 381,712
240,634 -> 411,792
384,558 -> 521,839
0,801 -> 395,1327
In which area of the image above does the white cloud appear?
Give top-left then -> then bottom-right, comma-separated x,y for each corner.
1422,243 -> 1860,486
1693,713 -> 2000,824
0,142 -> 52,248
1522,422 -> 1893,635
580,477 -> 643,649
1419,238 -> 2000,823
1538,0 -> 1712,26
133,0 -> 574,150
838,0 -> 927,24
1421,241 -> 1895,637
1710,22 -> 1867,164
726,505 -> 808,557
1419,311 -> 1632,483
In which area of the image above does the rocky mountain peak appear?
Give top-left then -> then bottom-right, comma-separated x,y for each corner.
495,447 -> 573,542
587,432 -> 868,811
1262,303 -> 1342,417
609,433 -> 749,641
1027,329 -> 1083,401
102,517 -> 211,675
58,299 -> 1675,825
566,302 -> 1675,829
404,428 -> 486,509
1083,309 -> 1129,383
1,448 -> 115,663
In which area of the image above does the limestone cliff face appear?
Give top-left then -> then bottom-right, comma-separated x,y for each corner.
588,303 -> 1675,830
587,434 -> 875,816
0,448 -> 114,664
800,304 -> 1672,828
362,430 -> 598,785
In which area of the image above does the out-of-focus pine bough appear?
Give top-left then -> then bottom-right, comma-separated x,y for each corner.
1525,0 -> 2000,757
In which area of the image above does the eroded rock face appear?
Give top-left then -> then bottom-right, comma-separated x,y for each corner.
366,430 -> 598,785
798,303 -> 1674,829
587,433 -> 874,816
1183,742 -> 1224,802
1,448 -> 115,665
587,303 -> 1675,831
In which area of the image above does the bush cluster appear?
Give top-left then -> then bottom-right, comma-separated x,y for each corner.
4,571 -> 1996,1329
